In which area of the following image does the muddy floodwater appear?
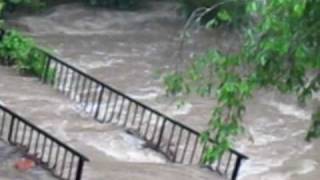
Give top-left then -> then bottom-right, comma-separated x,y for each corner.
3,1 -> 320,180
0,140 -> 55,180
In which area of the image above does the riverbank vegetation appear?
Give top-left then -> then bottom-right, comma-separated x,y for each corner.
0,30 -> 48,76
0,0 -> 49,76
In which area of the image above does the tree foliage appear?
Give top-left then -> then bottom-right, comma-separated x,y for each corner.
165,0 -> 320,162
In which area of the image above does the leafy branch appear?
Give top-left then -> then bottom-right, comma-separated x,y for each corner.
166,0 -> 320,163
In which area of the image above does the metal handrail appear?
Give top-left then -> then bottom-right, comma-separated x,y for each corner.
0,104 -> 89,180
40,50 -> 248,180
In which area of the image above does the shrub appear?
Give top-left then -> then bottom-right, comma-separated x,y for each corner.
0,30 -> 48,77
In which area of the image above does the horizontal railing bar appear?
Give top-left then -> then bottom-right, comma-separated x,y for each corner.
0,104 -> 89,161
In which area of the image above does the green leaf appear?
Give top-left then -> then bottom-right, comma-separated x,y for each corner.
217,10 -> 232,22
247,1 -> 257,12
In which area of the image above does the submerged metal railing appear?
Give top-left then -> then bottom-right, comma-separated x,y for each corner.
0,104 -> 89,180
39,52 -> 248,180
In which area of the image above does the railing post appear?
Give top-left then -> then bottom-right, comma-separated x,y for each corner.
75,158 -> 85,180
156,119 -> 167,149
8,116 -> 15,144
231,156 -> 243,180
42,57 -> 51,84
94,87 -> 104,120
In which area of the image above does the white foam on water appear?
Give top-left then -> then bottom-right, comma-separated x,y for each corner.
254,117 -> 285,129
79,58 -> 124,69
153,101 -> 193,117
264,100 -> 311,120
291,129 -> 306,137
53,49 -> 61,54
236,122 -> 300,180
79,132 -> 166,163
23,15 -> 124,36
27,8 -> 176,36
251,132 -> 287,146
298,144 -> 313,155
260,173 -> 291,180
143,45 -> 158,57
238,127 -> 317,180
239,155 -> 292,179
293,159 -> 318,175
129,86 -> 164,100
40,120 -> 72,142
93,51 -> 106,55
107,52 -> 142,58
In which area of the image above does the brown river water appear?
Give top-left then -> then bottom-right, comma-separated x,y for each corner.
1,1 -> 319,180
